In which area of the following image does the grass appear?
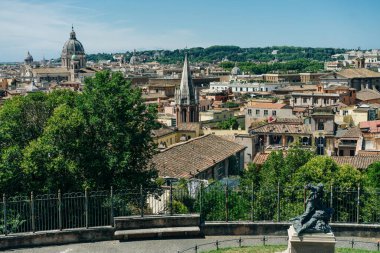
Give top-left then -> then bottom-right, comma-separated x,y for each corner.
202,245 -> 379,253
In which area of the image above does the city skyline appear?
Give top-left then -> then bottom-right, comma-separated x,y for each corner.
1,0 -> 380,62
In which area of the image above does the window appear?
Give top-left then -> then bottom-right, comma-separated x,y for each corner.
333,99 -> 337,104
294,98 -> 298,103
247,109 -> 252,115
313,98 -> 318,104
272,110 -> 277,116
303,98 -> 308,103
256,109 -> 260,115
264,110 -> 268,116
350,150 -> 355,156
343,110 -> 348,116
339,150 -> 344,156
324,99 -> 328,104
318,121 -> 324,130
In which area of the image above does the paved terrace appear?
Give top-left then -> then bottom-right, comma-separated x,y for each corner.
10,236 -> 380,253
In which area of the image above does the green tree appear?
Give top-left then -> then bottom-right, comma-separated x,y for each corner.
21,71 -> 159,192
217,117 -> 240,130
365,162 -> 380,188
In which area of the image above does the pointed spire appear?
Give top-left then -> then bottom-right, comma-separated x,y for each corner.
70,25 -> 76,39
177,53 -> 196,105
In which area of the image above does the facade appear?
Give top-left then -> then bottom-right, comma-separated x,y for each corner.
174,54 -> 199,124
299,73 -> 325,83
291,92 -> 340,107
320,69 -> 380,91
209,81 -> 283,93
310,107 -> 336,155
335,127 -> 363,156
245,102 -> 294,129
263,73 -> 301,83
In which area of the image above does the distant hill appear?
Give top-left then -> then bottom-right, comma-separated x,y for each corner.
86,45 -> 347,64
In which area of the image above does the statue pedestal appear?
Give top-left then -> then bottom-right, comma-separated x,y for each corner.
280,225 -> 336,253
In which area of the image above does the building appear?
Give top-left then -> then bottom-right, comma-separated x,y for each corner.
61,26 -> 86,71
152,134 -> 246,180
310,107 -> 336,155
291,92 -> 340,108
335,127 -> 363,156
320,69 -> 380,91
245,102 -> 294,129
174,54 -> 199,124
360,120 -> 380,151
249,120 -> 312,155
356,88 -> 380,104
299,73 -> 325,83
263,73 -> 301,83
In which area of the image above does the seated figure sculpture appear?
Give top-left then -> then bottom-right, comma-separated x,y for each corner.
290,183 -> 334,235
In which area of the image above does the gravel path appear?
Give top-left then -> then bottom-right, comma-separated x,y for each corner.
8,236 -> 380,253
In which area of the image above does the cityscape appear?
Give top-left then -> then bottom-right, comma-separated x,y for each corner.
0,0 -> 379,252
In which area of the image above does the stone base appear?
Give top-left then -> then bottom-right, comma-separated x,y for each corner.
280,225 -> 336,253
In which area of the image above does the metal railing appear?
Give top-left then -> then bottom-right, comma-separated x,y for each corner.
0,183 -> 379,235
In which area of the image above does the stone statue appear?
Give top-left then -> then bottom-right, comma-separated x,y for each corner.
290,183 -> 334,235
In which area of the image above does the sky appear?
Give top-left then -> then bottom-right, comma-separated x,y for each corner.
1,0 -> 380,62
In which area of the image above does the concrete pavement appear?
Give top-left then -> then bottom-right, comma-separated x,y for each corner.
8,236 -> 380,253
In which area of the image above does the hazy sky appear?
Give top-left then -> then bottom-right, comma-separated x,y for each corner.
1,0 -> 379,62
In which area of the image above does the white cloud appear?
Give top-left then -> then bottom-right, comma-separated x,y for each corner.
0,0 -> 200,62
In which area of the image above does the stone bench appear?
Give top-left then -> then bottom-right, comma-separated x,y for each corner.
113,214 -> 203,241
114,226 -> 201,240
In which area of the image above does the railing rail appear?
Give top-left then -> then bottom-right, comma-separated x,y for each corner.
0,183 -> 379,235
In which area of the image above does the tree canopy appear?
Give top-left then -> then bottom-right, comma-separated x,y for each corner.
0,71 -> 158,194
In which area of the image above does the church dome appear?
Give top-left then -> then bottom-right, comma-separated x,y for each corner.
24,51 -> 33,63
62,26 -> 85,56
231,66 -> 241,75
71,54 -> 79,61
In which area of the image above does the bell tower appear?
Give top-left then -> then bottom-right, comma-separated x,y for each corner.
175,53 -> 199,124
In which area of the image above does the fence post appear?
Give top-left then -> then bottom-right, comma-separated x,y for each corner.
357,184 -> 360,224
277,181 -> 280,222
225,184 -> 228,222
110,186 -> 114,227
199,183 -> 203,222
170,181 -> 173,216
58,189 -> 62,231
303,185 -> 307,211
330,185 -> 333,223
85,188 -> 89,229
3,194 -> 7,236
140,184 -> 144,217
251,182 -> 254,222
31,192 -> 35,233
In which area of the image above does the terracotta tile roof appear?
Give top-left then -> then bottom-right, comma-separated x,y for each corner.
151,126 -> 175,138
332,156 -> 380,170
177,123 -> 201,132
337,69 -> 380,78
356,89 -> 380,101
359,120 -> 380,133
252,153 -> 270,165
152,134 -> 246,178
250,123 -> 312,135
358,150 -> 380,156
274,118 -> 303,124
32,68 -> 69,74
246,102 -> 288,109
340,127 -> 362,139
253,153 -> 380,170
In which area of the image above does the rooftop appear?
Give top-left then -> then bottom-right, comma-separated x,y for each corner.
152,134 -> 246,178
337,69 -> 380,79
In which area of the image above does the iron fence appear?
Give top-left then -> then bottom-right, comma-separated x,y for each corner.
0,183 -> 379,235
